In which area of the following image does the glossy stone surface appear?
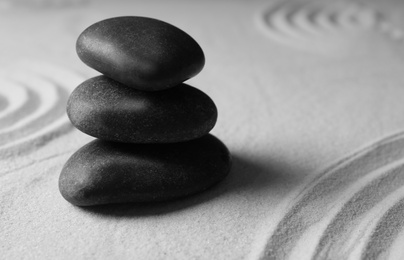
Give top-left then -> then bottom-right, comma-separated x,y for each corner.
76,16 -> 205,91
59,135 -> 231,206
67,76 -> 217,143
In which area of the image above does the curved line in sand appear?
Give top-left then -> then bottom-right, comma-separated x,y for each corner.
0,79 -> 29,121
313,162 -> 404,259
0,76 -> 67,142
259,131 -> 404,259
362,198 -> 404,259
259,0 -> 382,47
0,62 -> 84,158
0,95 -> 9,113
0,83 -> 41,131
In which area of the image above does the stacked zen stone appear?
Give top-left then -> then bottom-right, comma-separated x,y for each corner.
59,17 -> 232,206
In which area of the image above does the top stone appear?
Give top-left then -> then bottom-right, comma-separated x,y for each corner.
76,16 -> 205,91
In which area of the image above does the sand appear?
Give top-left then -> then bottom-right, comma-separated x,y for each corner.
2,0 -> 404,259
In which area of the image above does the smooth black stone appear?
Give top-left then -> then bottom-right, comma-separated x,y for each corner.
59,135 -> 232,206
67,76 -> 217,143
76,16 -> 205,91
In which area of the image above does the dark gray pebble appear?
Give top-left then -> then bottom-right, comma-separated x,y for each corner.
59,134 -> 231,206
67,76 -> 217,143
76,16 -> 205,91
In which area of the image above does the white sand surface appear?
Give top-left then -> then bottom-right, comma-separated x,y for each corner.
2,0 -> 404,259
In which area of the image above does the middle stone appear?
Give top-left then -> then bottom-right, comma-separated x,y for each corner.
67,76 -> 218,143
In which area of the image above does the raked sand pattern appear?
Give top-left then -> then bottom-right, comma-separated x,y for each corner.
258,0 -> 384,52
256,131 -> 404,260
0,62 -> 84,159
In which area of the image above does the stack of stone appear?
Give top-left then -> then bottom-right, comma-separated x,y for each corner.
59,17 -> 232,206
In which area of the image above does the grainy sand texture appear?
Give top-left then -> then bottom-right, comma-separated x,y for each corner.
2,0 -> 404,259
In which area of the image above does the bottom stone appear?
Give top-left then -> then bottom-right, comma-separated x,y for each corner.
59,134 -> 232,206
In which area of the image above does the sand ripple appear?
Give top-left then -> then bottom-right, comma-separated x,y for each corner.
0,62 -> 84,158
258,0 -> 382,51
258,132 -> 404,259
